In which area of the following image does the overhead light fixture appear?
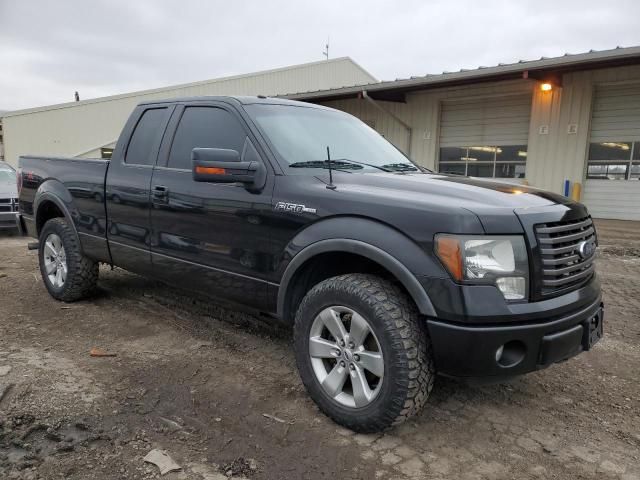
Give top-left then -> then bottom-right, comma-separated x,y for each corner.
602,142 -> 630,150
540,83 -> 553,92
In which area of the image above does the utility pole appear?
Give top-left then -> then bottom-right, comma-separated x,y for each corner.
322,37 -> 329,60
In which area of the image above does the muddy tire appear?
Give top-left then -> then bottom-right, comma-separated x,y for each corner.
38,218 -> 98,302
294,273 -> 435,432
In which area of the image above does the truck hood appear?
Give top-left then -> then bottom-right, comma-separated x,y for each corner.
329,171 -> 570,211
0,182 -> 17,199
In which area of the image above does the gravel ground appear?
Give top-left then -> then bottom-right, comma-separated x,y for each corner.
0,220 -> 639,480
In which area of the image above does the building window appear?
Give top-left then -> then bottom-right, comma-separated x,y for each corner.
438,145 -> 527,178
586,141 -> 640,180
101,147 -> 113,159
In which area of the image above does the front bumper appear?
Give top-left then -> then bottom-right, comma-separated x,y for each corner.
426,295 -> 603,379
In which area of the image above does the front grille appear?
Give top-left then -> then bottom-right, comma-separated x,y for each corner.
0,198 -> 19,213
535,216 -> 596,295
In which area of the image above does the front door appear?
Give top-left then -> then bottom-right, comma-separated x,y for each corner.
149,104 -> 274,310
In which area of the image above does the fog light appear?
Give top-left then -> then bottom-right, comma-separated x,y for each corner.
496,277 -> 526,300
495,340 -> 527,368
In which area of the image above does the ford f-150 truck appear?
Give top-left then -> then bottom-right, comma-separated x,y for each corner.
18,96 -> 603,432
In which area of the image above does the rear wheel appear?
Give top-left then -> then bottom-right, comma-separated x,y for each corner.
38,218 -> 98,301
294,273 -> 435,432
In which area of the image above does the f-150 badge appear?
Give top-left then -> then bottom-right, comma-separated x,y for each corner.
274,202 -> 317,214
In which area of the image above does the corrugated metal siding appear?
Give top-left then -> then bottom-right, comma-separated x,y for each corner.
583,181 -> 640,220
530,65 -> 640,194
319,79 -> 534,168
319,99 -> 411,153
439,94 -> 532,147
589,83 -> 640,142
2,58 -> 376,166
320,65 -> 640,218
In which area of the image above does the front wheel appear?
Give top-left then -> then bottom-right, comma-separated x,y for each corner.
38,218 -> 99,302
294,274 -> 435,432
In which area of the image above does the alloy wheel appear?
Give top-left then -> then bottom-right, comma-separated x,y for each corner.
308,306 -> 384,408
43,233 -> 67,288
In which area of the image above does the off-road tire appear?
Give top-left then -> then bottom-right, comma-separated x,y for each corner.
294,273 -> 435,432
38,218 -> 99,302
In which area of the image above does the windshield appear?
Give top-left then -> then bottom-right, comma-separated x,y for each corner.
245,104 -> 421,173
0,168 -> 16,184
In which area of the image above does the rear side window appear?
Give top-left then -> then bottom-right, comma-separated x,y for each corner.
168,107 -> 247,170
125,108 -> 168,165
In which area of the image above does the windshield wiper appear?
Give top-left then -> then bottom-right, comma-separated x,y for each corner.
289,159 -> 407,173
329,158 -> 395,172
289,160 -> 363,171
379,163 -> 420,172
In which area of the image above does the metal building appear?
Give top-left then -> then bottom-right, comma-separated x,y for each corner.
1,57 -> 375,164
3,48 -> 640,220
288,47 -> 640,221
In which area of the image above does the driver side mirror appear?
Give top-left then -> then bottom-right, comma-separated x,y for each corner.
192,147 -> 266,191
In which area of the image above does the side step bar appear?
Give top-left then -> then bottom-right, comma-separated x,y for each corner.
27,241 -> 39,251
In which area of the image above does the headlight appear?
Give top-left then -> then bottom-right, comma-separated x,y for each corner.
435,235 -> 529,300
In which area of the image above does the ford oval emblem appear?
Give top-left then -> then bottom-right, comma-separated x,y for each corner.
578,240 -> 596,259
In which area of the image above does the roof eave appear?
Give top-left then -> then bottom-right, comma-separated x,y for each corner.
286,46 -> 640,102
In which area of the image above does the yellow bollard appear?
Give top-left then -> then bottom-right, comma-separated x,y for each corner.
571,182 -> 582,202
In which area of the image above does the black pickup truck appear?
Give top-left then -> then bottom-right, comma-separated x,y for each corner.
18,96 -> 603,432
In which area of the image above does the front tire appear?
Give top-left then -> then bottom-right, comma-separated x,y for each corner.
38,218 -> 98,302
294,274 -> 435,432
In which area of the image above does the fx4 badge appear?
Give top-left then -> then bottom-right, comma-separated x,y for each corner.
274,202 -> 317,214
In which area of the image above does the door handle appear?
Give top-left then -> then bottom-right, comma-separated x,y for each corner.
152,185 -> 168,200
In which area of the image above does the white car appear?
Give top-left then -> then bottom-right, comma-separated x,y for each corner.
0,161 -> 21,233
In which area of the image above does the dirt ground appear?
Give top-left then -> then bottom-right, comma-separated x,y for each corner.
0,219 -> 639,480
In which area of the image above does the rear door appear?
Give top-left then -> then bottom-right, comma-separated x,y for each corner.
106,105 -> 173,274
149,102 -> 275,309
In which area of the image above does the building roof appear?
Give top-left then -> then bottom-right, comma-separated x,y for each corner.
284,45 -> 640,102
2,57 -> 376,118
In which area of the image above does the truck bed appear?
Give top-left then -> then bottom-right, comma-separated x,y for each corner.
19,155 -> 110,260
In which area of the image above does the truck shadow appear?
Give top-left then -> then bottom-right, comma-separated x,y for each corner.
90,264 -> 521,414
92,265 -> 292,341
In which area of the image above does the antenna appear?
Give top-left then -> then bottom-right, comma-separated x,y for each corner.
322,36 -> 329,60
326,146 -> 336,190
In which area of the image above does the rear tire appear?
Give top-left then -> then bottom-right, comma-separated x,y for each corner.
38,218 -> 98,302
294,273 -> 435,432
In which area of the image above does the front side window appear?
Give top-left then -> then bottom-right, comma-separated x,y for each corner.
586,141 -> 640,180
125,108 -> 168,165
168,107 -> 247,170
438,145 -> 527,178
245,104 -> 420,173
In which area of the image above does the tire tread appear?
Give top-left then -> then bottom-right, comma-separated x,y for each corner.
294,273 -> 435,432
39,218 -> 98,302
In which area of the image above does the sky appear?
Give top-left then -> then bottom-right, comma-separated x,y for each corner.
1,0 -> 640,111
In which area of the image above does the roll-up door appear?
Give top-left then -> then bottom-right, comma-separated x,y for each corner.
583,83 -> 640,220
438,94 -> 532,179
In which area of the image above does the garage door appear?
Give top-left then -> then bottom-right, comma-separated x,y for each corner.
583,83 -> 640,220
438,94 -> 531,180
